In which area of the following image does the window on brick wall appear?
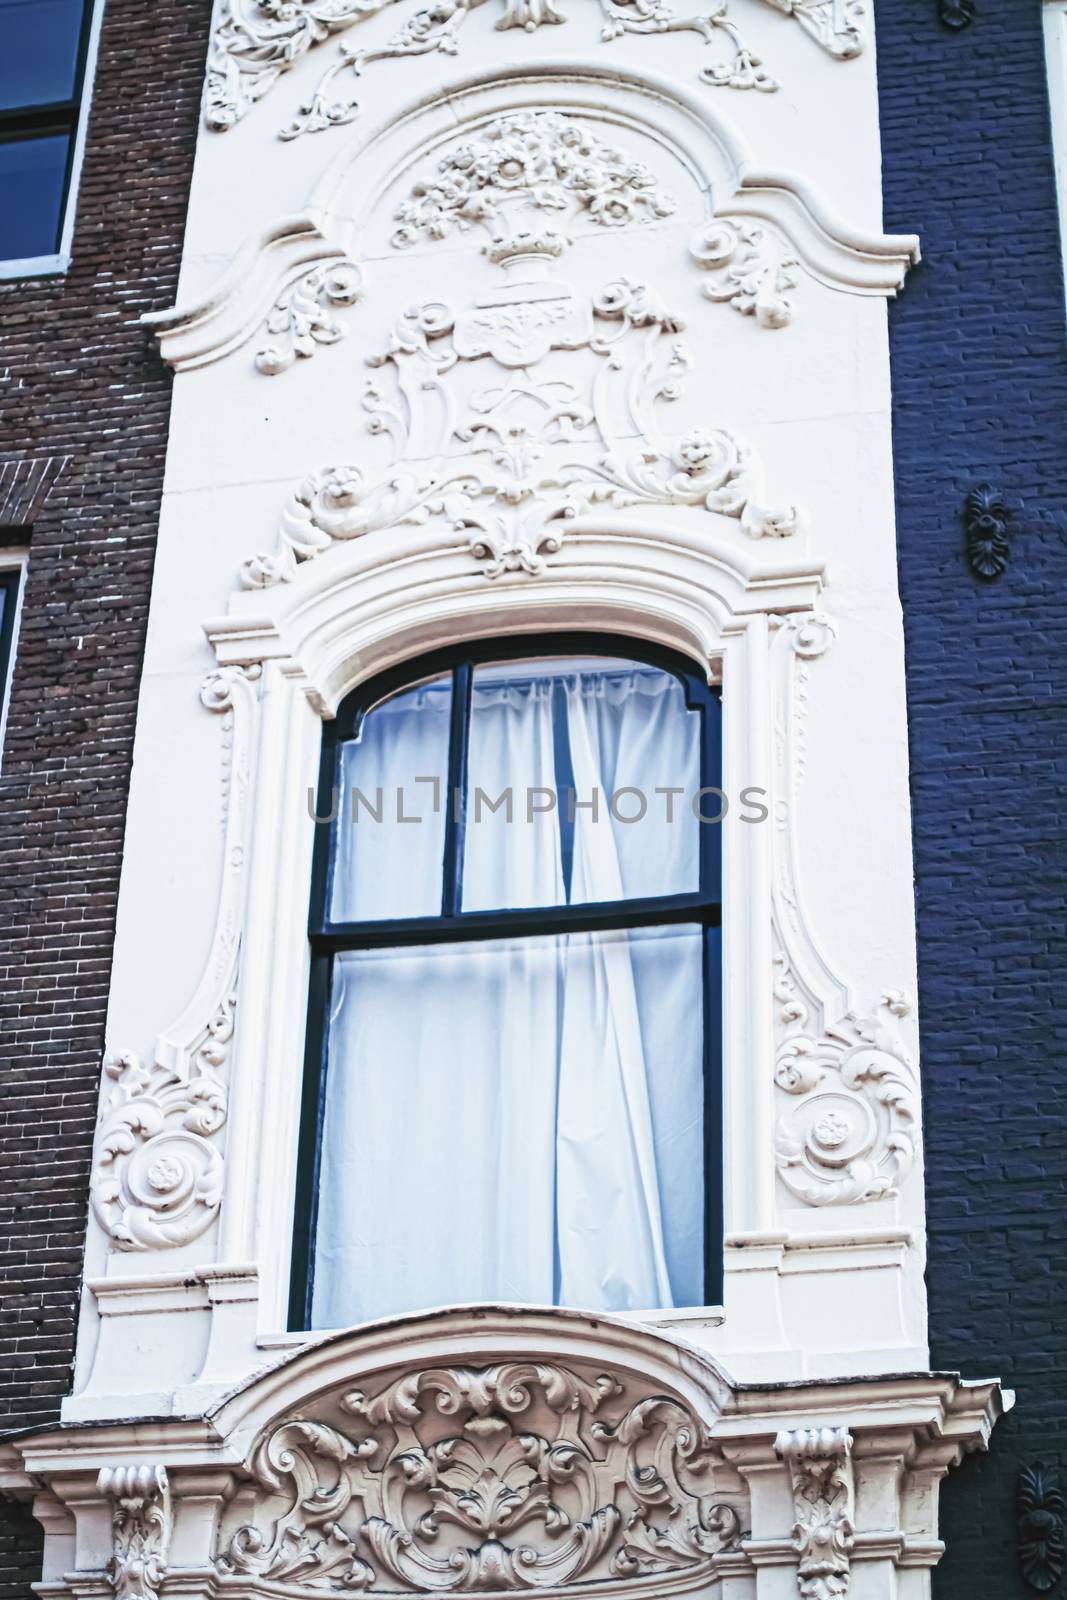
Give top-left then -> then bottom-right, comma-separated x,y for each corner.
0,563 -> 23,753
1045,0 -> 1067,301
289,637 -> 724,1331
0,0 -> 99,273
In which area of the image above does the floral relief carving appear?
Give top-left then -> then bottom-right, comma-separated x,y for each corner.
97,1466 -> 173,1600
91,667 -> 261,1251
240,273 -> 803,587
216,1361 -> 746,1592
255,261 -> 364,374
690,221 -> 800,328
204,0 -> 864,138
391,112 -> 676,256
775,1428 -> 854,1600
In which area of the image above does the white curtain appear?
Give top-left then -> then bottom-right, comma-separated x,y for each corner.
310,663 -> 706,1329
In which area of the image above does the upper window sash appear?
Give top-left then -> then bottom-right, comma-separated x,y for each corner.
0,0 -> 102,275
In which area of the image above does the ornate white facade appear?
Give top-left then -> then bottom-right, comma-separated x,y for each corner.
0,3 -> 1008,1595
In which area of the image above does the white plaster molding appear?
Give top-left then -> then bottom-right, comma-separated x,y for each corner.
215,1359 -> 745,1591
690,218 -> 799,327
239,274 -> 803,589
767,616 -> 920,1207
3,1311 -> 1009,1599
96,1466 -> 173,1600
202,0 -> 866,141
143,218 -> 354,373
145,65 -> 919,373
774,1427 -> 854,1600
714,171 -> 920,297
255,259 -> 364,375
90,667 -> 260,1252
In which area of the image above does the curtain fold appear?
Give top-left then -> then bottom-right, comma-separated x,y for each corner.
311,661 -> 705,1329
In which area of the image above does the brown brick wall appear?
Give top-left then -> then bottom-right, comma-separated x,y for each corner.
0,2 -> 210,1591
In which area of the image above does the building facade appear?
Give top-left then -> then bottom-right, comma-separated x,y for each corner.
0,2 -> 1062,1599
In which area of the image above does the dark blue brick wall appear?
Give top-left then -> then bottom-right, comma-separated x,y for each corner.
877,4 -> 1067,1595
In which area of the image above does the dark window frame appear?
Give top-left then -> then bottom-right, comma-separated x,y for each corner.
0,565 -> 22,710
0,0 -> 96,262
288,633 -> 724,1330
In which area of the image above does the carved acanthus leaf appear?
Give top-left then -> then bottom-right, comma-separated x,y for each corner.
1018,1464 -> 1066,1593
217,1361 -> 744,1592
256,261 -> 364,374
91,667 -> 261,1251
98,1466 -> 172,1600
691,221 -> 799,328
204,0 -> 865,136
775,1428 -> 854,1600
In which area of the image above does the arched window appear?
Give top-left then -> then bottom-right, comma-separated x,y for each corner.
289,637 -> 722,1329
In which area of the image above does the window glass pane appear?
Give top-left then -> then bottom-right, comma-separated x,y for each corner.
462,658 -> 701,912
329,675 -> 452,922
0,0 -> 86,110
309,923 -> 705,1327
0,133 -> 69,258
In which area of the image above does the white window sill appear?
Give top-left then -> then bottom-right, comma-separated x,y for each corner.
256,1303 -> 726,1353
0,254 -> 70,282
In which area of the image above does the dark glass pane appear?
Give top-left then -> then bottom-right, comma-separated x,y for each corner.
310,923 -> 705,1327
0,133 -> 70,258
462,657 -> 701,913
0,0 -> 86,110
330,674 -> 452,923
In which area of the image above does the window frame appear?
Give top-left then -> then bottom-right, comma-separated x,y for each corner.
289,633 -> 724,1331
0,0 -> 102,278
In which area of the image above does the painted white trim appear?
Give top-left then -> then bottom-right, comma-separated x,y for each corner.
1044,0 -> 1067,311
0,0 -> 106,277
0,549 -> 28,770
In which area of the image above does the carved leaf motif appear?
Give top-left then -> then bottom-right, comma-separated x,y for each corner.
256,262 -> 364,375
1018,1465 -> 1067,1593
218,1362 -> 744,1592
691,221 -> 799,328
98,1466 -> 172,1600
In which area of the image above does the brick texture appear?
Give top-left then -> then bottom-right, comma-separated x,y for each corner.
0,2 -> 209,1593
877,5 -> 1067,1596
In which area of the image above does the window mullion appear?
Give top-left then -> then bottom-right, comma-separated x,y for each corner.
441,662 -> 472,916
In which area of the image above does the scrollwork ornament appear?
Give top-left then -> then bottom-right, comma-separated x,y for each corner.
1018,1465 -> 1066,1593
97,1466 -> 172,1600
218,1361 -> 745,1591
691,221 -> 799,328
773,996 -> 919,1206
255,261 -> 364,375
92,667 -> 260,1251
244,274 -> 805,588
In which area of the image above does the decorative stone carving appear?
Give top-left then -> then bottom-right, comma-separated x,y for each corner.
390,111 -> 676,258
1018,1465 -> 1066,1593
775,1427 -> 854,1600
759,0 -> 862,59
90,667 -> 260,1250
241,275 -> 802,587
255,261 -> 364,374
204,0 -> 866,137
216,1359 -> 745,1592
964,482 -> 1010,579
97,1466 -> 172,1600
938,0 -> 975,28
773,994 -> 919,1205
690,220 -> 799,327
768,616 -> 920,1207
